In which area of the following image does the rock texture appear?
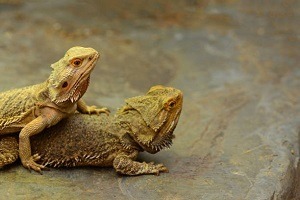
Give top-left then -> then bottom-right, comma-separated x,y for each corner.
0,0 -> 299,199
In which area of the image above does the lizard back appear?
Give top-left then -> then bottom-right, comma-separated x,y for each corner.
31,114 -> 123,167
0,83 -> 47,130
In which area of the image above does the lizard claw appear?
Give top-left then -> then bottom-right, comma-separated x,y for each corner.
86,106 -> 110,115
32,153 -> 41,161
156,163 -> 169,173
148,162 -> 169,175
22,154 -> 45,174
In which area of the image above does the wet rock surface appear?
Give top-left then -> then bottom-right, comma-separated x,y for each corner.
0,0 -> 299,199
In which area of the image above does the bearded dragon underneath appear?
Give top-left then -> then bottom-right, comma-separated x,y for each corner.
0,46 -> 109,172
0,85 -> 182,175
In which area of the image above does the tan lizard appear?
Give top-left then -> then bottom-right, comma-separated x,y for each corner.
0,85 -> 183,175
0,46 -> 108,172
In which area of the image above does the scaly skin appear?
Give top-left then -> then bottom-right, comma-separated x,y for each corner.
0,85 -> 183,175
0,46 -> 109,173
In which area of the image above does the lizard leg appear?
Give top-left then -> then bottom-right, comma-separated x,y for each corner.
113,155 -> 169,175
77,99 -> 110,115
0,136 -> 18,168
19,107 -> 65,173
18,116 -> 49,173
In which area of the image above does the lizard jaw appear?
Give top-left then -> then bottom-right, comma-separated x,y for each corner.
66,53 -> 98,102
69,76 -> 90,103
148,108 -> 181,153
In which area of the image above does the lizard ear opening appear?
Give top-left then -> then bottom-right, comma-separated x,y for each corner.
62,82 -> 68,88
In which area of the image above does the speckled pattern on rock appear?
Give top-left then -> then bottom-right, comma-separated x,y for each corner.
0,0 -> 299,199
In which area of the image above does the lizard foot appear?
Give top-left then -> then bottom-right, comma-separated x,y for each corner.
85,106 -> 110,115
148,162 -> 169,175
22,154 -> 45,174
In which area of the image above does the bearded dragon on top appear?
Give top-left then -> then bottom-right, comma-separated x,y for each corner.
0,46 -> 108,173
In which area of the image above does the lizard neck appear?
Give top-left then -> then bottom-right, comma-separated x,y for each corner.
33,81 -> 52,102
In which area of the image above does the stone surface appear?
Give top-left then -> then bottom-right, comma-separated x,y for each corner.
0,0 -> 299,199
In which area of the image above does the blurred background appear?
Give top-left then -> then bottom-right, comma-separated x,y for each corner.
0,0 -> 299,199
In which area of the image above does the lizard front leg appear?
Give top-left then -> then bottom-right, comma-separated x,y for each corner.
19,109 -> 64,173
19,116 -> 48,173
77,99 -> 110,115
0,136 -> 19,168
113,155 -> 169,175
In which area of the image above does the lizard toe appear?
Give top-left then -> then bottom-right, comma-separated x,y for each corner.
22,155 -> 45,174
156,164 -> 169,173
95,107 -> 110,115
32,153 -> 41,161
29,162 -> 45,174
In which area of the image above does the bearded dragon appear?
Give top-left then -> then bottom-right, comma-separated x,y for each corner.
0,46 -> 108,172
0,85 -> 183,175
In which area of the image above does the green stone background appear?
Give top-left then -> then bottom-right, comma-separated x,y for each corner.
0,0 -> 299,199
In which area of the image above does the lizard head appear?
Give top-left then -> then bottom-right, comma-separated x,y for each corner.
48,46 -> 100,104
123,85 -> 183,154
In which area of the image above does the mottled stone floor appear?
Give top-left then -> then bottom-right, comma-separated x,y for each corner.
0,0 -> 299,199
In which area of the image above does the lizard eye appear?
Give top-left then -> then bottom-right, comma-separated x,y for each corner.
71,58 -> 82,67
168,101 -> 176,109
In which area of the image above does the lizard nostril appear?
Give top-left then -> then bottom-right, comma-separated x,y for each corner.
62,82 -> 68,88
